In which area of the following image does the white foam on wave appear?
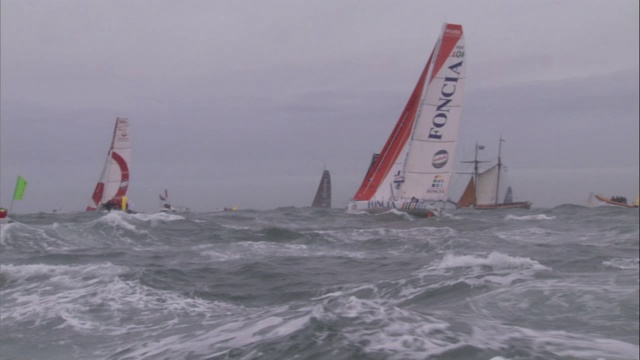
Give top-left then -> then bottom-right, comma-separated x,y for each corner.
311,284 -> 639,360
505,214 -> 556,221
1,263 -> 128,325
603,257 -> 639,269
319,291 -> 639,359
220,223 -> 252,230
314,295 -> 465,358
96,211 -> 139,231
104,304 -> 314,359
345,208 -> 370,216
201,241 -> 369,262
331,226 -> 457,243
468,320 -> 639,360
380,208 -> 415,220
0,221 -> 71,250
130,211 -> 185,222
1,262 -> 240,337
442,212 -> 464,220
398,251 -> 552,292
495,227 -> 562,243
436,251 -> 549,271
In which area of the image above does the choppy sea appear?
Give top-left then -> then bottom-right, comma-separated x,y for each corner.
1,205 -> 638,360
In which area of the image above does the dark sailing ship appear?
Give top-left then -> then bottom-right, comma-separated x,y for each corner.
311,169 -> 331,208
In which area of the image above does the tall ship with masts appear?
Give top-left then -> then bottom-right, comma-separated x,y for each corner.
457,136 -> 531,209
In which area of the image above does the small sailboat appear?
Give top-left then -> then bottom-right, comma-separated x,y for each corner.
593,194 -> 639,208
1,176 -> 27,228
158,189 -> 190,213
457,137 -> 532,210
311,169 -> 331,208
0,207 -> 11,228
86,117 -> 133,212
348,23 -> 466,217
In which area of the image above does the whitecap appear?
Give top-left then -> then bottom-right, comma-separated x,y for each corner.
603,257 -> 639,269
505,214 -> 556,221
435,251 -> 549,271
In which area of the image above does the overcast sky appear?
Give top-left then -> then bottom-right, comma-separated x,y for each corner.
1,0 -> 638,213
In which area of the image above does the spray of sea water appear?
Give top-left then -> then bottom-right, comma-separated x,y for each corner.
1,205 -> 638,360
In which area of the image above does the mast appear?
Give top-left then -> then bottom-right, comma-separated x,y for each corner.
495,136 -> 505,205
459,143 -> 488,207
473,142 -> 479,207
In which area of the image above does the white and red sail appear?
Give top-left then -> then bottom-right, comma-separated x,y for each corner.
352,23 -> 465,206
86,117 -> 131,211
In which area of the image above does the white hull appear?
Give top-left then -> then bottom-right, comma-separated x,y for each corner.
0,218 -> 14,229
348,200 -> 445,217
159,207 -> 189,214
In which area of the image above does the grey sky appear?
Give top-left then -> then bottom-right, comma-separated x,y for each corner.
1,0 -> 638,213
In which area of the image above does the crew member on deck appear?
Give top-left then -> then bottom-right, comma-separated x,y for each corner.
0,208 -> 7,219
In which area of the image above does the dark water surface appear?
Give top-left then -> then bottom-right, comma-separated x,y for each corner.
1,205 -> 638,360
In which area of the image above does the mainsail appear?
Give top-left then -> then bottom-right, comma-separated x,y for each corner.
311,169 -> 331,208
86,117 -> 131,211
475,165 -> 500,204
352,23 -> 465,204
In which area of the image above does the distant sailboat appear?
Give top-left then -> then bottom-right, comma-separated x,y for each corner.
0,176 -> 26,227
348,23 -> 466,217
158,189 -> 190,213
311,169 -> 331,208
457,137 -> 531,209
86,117 -> 132,212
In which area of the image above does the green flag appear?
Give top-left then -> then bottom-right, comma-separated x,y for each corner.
13,176 -> 27,200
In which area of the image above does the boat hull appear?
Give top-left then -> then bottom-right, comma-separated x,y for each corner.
594,195 -> 638,208
0,218 -> 14,229
472,201 -> 532,210
348,200 -> 443,218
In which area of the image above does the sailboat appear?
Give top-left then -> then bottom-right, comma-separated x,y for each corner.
86,117 -> 132,212
311,169 -> 331,208
348,23 -> 466,217
457,137 -> 532,210
158,189 -> 190,213
0,176 -> 26,227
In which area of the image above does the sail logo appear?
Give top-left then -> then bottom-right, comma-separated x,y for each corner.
432,150 -> 449,169
427,60 -> 463,141
444,28 -> 462,35
393,171 -> 405,189
431,175 -> 445,188
426,175 -> 446,194
368,201 -> 397,209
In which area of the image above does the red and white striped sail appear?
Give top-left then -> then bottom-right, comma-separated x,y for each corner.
86,117 -> 131,211
352,23 -> 465,203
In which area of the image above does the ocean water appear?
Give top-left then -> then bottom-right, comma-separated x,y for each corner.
0,205 -> 638,360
